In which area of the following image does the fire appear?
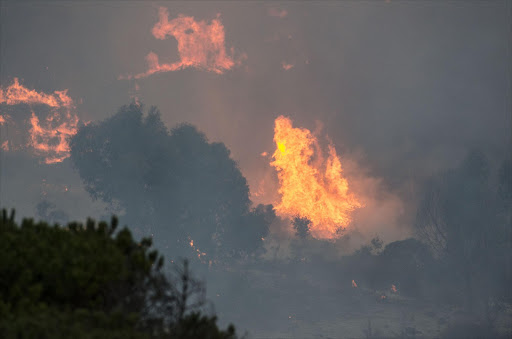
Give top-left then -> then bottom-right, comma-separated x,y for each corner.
0,78 -> 79,163
352,279 -> 358,288
0,78 -> 72,107
124,7 -> 243,79
270,116 -> 363,239
187,237 -> 207,261
391,284 -> 397,293
29,110 -> 79,164
281,62 -> 294,71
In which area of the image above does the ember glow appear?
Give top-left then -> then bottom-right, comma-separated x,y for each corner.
270,116 -> 363,239
188,237 -> 207,260
281,62 -> 295,71
0,78 -> 79,164
268,8 -> 288,18
125,7 -> 241,79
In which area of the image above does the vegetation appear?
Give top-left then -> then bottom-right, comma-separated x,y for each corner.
0,210 -> 237,338
69,103 -> 273,262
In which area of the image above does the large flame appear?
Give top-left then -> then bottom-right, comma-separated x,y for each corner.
0,78 -> 79,164
270,116 -> 363,239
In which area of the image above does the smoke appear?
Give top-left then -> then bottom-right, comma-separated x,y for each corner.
1,3 -> 510,335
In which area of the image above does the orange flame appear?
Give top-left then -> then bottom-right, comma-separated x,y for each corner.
270,116 -> 363,239
352,279 -> 358,288
0,78 -> 73,108
0,78 -> 79,163
391,284 -> 397,293
125,7 -> 242,79
29,111 -> 79,164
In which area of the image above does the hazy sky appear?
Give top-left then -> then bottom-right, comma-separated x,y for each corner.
0,1 -> 510,233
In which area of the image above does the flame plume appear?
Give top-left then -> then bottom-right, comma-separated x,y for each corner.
123,7 -> 243,79
270,116 -> 363,239
0,78 -> 79,164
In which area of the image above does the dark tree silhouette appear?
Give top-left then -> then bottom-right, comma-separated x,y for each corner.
70,103 -> 270,261
0,209 -> 237,338
292,216 -> 311,239
415,150 -> 510,312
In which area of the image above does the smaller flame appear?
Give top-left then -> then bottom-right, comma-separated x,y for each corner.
281,62 -> 294,71
391,284 -> 397,293
0,78 -> 73,107
188,237 -> 208,261
352,279 -> 358,288
124,7 -> 242,79
0,78 -> 79,163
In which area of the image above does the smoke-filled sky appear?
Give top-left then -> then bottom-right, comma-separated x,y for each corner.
0,1 -> 510,241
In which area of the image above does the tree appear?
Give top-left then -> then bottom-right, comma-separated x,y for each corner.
414,150 -> 508,311
70,103 -> 270,261
292,216 -> 311,239
0,209 -> 237,338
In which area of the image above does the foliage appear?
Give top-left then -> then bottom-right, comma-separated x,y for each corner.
415,150 -> 512,309
292,216 -> 311,239
69,103 -> 271,260
0,209 -> 237,338
171,313 -> 236,339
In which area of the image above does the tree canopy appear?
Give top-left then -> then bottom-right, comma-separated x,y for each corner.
0,209 -> 237,338
415,150 -> 512,310
69,103 -> 272,261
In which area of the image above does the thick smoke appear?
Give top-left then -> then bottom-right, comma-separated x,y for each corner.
1,2 -> 510,337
